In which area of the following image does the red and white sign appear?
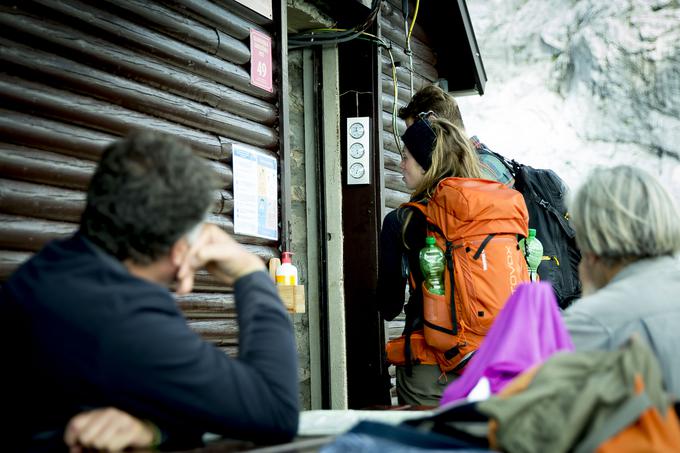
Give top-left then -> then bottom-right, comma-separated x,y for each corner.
250,29 -> 273,93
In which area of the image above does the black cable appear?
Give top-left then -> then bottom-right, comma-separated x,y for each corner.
288,0 -> 383,49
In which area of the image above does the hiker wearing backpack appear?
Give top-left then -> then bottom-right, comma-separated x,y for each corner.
400,85 -> 582,309
563,165 -> 680,396
377,114 -> 530,405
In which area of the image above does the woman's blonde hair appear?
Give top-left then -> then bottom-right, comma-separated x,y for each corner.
410,118 -> 481,201
571,165 -> 680,264
402,118 -> 482,247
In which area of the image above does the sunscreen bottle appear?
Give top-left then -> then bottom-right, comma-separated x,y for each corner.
276,252 -> 298,286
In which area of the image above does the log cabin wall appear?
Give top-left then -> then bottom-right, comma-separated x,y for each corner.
0,0 -> 283,357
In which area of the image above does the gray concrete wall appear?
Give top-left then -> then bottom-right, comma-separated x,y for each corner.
288,49 -> 313,410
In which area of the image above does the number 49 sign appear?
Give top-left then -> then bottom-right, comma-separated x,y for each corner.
250,29 -> 273,93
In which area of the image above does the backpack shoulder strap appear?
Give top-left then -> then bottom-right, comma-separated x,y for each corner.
514,166 -> 575,237
480,146 -> 517,178
402,200 -> 427,216
402,199 -> 449,239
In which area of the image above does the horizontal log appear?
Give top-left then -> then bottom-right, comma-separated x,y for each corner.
0,7 -> 276,124
0,251 -> 31,281
382,78 -> 409,107
380,2 -> 430,45
381,76 -> 413,105
381,56 -> 432,91
381,90 -> 407,117
0,142 -> 231,193
215,190 -> 234,216
382,129 -> 402,156
0,214 -> 76,252
207,161 -> 233,188
381,107 -> 407,138
0,75 -> 227,160
175,292 -> 236,316
100,0 -> 250,64
385,187 -> 409,209
0,108 -> 113,161
0,38 -> 278,149
0,179 -> 237,228
379,15 -> 437,66
0,178 -> 85,223
382,111 -> 406,136
186,319 -> 239,344
0,143 -> 95,190
381,43 -> 438,83
173,0 -> 268,39
28,0 -> 276,99
383,149 -> 402,173
384,169 -> 407,192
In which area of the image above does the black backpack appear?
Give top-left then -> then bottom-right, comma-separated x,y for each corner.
481,148 -> 582,308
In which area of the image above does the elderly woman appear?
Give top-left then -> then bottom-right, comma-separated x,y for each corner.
563,165 -> 680,396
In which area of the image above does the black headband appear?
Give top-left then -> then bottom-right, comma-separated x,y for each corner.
401,117 -> 436,171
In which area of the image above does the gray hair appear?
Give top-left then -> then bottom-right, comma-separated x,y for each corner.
570,165 -> 680,263
81,131 -> 217,264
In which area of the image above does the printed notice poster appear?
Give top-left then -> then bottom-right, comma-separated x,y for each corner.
232,145 -> 278,240
250,29 -> 273,93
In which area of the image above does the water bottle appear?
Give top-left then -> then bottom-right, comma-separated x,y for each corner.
520,228 -> 543,282
419,236 -> 445,295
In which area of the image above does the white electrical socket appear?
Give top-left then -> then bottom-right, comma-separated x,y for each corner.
346,116 -> 370,185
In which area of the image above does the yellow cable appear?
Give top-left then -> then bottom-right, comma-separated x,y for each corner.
407,0 -> 421,43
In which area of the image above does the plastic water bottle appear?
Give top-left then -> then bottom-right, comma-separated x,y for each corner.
520,228 -> 543,282
419,236 -> 445,295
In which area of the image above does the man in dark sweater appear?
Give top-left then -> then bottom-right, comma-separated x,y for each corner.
0,132 -> 299,451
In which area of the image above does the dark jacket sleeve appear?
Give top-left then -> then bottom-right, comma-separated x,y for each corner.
377,210 -> 408,321
377,208 -> 428,321
101,271 -> 299,443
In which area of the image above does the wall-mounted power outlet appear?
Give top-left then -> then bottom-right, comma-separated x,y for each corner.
346,116 -> 370,185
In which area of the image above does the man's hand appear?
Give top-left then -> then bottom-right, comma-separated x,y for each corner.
64,407 -> 156,452
175,223 -> 265,295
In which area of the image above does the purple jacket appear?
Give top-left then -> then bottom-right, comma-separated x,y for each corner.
440,282 -> 574,405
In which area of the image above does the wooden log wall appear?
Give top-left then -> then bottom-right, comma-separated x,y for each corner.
0,0 -> 281,354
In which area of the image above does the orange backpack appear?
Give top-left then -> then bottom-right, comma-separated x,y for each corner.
386,177 -> 530,373
593,377 -> 680,453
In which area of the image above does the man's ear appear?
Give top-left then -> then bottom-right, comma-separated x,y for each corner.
578,251 -> 598,296
170,237 -> 190,268
583,252 -> 598,266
